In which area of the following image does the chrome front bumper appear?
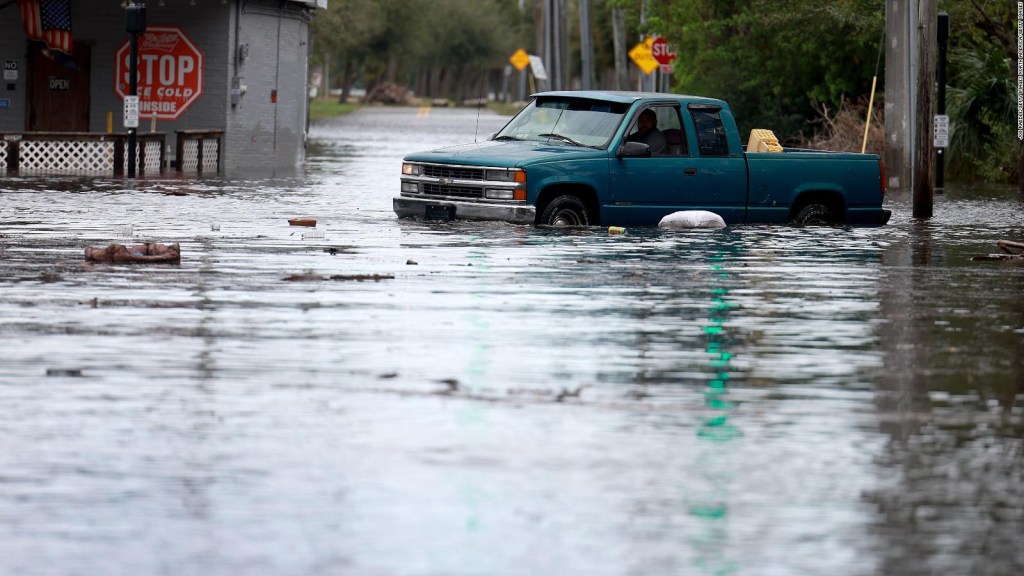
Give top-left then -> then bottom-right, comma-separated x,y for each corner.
393,196 -> 536,225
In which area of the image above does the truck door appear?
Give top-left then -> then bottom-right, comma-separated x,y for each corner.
682,104 -> 748,223
608,103 -> 747,225
608,104 -> 688,225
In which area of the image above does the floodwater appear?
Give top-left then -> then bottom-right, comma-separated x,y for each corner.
1,106 -> 1022,576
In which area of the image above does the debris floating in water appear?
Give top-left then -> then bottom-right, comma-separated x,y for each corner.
46,368 -> 83,377
971,239 -> 1024,262
84,242 -> 181,264
283,273 -> 394,282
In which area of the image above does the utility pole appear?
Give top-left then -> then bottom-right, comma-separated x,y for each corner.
538,0 -> 566,91
884,0 -> 912,193
579,0 -> 593,90
533,0 -> 548,92
550,0 -> 559,90
639,0 -> 651,92
542,0 -> 551,91
611,7 -> 628,90
913,0 -> 936,218
322,51 -> 330,102
553,0 -> 564,90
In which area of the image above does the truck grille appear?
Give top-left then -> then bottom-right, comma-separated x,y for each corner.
422,183 -> 483,199
423,165 -> 485,181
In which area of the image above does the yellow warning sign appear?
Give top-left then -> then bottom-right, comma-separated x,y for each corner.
509,49 -> 530,72
628,37 -> 659,75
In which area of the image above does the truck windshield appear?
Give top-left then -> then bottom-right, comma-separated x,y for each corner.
495,97 -> 630,149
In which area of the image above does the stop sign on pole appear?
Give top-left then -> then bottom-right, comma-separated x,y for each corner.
651,37 -> 676,65
115,26 -> 204,120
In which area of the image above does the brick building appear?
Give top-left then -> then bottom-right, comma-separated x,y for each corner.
0,0 -> 325,176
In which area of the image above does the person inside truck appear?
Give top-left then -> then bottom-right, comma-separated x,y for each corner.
626,108 -> 667,155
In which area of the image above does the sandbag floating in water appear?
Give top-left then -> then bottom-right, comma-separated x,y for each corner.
658,210 -> 726,229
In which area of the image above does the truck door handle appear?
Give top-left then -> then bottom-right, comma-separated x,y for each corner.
684,167 -> 697,176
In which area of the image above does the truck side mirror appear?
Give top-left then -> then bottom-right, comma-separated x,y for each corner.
617,141 -> 651,158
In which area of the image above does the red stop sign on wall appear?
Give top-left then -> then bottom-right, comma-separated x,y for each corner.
115,26 -> 204,120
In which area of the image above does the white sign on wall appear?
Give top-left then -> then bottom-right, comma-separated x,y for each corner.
3,60 -> 18,81
124,95 -> 140,128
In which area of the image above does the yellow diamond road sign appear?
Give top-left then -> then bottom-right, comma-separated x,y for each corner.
629,37 -> 659,75
509,49 -> 530,72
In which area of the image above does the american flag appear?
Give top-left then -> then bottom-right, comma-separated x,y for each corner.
17,0 -> 74,56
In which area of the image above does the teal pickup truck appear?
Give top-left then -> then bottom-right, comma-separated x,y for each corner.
394,91 -> 890,227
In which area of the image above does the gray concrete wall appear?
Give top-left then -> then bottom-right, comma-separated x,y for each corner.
0,6 -> 29,130
225,0 -> 313,175
0,0 -> 312,175
89,3 -> 233,137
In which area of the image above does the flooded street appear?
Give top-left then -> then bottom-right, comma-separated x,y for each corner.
1,106 -> 1022,575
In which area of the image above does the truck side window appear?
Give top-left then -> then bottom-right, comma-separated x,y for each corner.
625,105 -> 687,156
660,106 -> 687,156
688,106 -> 728,157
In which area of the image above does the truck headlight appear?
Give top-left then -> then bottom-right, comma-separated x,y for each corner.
486,168 -> 525,183
401,182 -> 419,193
401,162 -> 421,176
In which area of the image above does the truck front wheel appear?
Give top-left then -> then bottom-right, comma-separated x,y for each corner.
792,203 -> 835,225
540,195 -> 591,226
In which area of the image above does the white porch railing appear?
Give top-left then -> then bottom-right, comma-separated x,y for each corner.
0,130 -> 224,176
1,133 -> 166,176
175,130 -> 223,174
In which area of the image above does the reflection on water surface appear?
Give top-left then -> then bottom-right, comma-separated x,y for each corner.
0,107 -> 1021,576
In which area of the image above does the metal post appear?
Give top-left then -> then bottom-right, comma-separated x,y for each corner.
127,30 -> 138,178
936,11 -> 949,191
125,2 -> 146,178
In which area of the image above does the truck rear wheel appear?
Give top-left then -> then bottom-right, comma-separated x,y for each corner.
540,195 -> 591,226
792,203 -> 834,225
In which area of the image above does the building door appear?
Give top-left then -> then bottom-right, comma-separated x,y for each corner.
26,43 -> 91,132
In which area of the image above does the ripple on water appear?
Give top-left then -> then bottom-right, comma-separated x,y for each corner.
0,108 -> 1021,576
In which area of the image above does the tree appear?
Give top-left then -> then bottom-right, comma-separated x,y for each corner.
943,0 -> 1018,185
410,0 -> 525,101
653,0 -> 882,140
310,0 -> 1018,186
312,0 -> 386,101
312,0 -> 529,104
